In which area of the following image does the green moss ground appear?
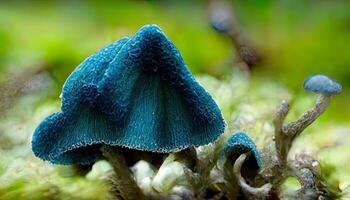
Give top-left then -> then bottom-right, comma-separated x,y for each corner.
0,70 -> 349,199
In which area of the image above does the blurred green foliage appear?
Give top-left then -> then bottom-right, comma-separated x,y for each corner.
1,0 -> 349,121
236,0 -> 350,122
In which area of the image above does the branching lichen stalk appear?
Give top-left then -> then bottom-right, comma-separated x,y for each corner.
273,100 -> 290,165
274,94 -> 331,165
284,94 -> 330,139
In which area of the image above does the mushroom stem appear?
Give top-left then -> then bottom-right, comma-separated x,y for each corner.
273,100 -> 290,165
174,147 -> 198,171
284,94 -> 330,139
233,153 -> 272,200
208,0 -> 260,70
274,94 -> 331,164
100,145 -> 148,200
222,157 -> 240,200
178,148 -> 212,199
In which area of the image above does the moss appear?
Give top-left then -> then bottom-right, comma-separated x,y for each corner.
0,70 -> 348,199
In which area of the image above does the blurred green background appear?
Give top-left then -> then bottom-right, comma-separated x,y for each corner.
1,0 -> 349,121
0,1 -> 349,199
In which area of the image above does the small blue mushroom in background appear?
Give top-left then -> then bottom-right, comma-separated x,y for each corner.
223,132 -> 261,169
303,74 -> 342,96
209,4 -> 233,33
219,132 -> 262,199
208,0 -> 236,34
31,24 -> 225,165
299,74 -> 342,131
222,131 -> 261,184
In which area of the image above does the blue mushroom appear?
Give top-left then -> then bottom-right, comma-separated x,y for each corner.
221,132 -> 262,196
209,1 -> 233,33
32,24 -> 225,165
303,74 -> 342,96
210,13 -> 231,33
223,132 -> 261,168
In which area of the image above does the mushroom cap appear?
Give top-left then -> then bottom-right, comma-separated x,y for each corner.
303,74 -> 342,95
223,132 -> 261,168
209,2 -> 233,33
32,24 -> 225,165
210,12 -> 231,33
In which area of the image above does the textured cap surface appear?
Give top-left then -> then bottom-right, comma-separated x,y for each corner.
303,74 -> 342,95
223,132 -> 261,168
32,24 -> 225,165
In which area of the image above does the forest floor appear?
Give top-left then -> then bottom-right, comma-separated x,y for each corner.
0,70 -> 349,200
